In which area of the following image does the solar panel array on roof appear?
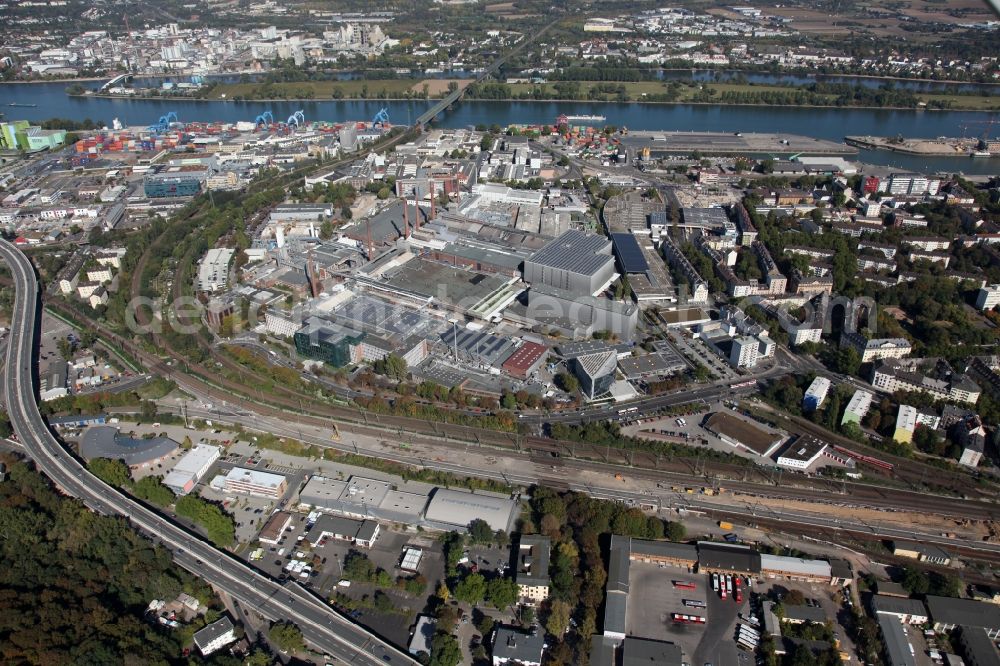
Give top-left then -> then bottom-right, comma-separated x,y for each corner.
440,327 -> 516,366
610,232 -> 650,274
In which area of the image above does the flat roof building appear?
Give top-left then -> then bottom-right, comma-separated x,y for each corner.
877,615 -> 918,666
222,467 -> 287,498
621,638 -> 683,666
842,389 -> 874,425
163,443 -> 221,495
523,229 -> 615,296
803,376 -> 831,411
196,248 -> 235,292
492,627 -> 545,666
776,435 -> 828,470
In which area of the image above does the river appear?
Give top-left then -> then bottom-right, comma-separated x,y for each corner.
2,81 -> 998,173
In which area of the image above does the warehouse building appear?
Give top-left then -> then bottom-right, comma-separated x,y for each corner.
892,540 -> 953,566
760,554 -> 831,583
309,514 -> 381,548
523,229 -> 616,295
163,443 -> 221,495
697,542 -> 762,576
423,488 -> 518,533
500,341 -> 548,379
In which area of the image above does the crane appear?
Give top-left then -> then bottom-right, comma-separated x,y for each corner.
372,107 -> 389,128
286,110 -> 305,128
254,111 -> 274,127
961,116 -> 998,149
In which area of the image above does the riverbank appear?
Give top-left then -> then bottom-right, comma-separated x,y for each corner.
178,79 -> 1000,111
70,89 -> 1000,114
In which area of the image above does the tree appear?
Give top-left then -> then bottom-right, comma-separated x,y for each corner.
343,550 -> 376,582
0,409 -> 12,439
454,572 -> 487,604
665,521 -> 686,542
555,372 -> 579,394
373,353 -> 407,381
486,577 -> 518,610
468,519 -> 493,545
428,631 -> 462,666
319,220 -> 334,239
269,621 -> 305,654
377,187 -> 391,199
88,457 -> 130,487
545,599 -> 572,637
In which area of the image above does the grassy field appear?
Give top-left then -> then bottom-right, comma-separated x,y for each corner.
209,79 -> 427,100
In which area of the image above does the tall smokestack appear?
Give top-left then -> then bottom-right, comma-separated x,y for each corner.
429,180 -> 435,223
366,219 -> 373,260
403,201 -> 410,239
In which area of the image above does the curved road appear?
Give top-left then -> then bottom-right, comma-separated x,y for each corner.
0,239 -> 416,666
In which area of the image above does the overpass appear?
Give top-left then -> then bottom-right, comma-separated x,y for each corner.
0,238 -> 417,666
414,16 -> 561,127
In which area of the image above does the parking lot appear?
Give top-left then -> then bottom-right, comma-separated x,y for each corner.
627,564 -> 708,656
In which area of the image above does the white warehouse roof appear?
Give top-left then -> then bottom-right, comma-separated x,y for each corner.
759,554 -> 831,579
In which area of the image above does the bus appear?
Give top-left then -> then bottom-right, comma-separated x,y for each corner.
673,581 -> 697,590
683,599 -> 707,609
671,613 -> 706,624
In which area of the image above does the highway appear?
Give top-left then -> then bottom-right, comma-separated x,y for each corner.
0,239 -> 417,666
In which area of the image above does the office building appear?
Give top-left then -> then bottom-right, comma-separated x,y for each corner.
222,467 -> 287,498
573,350 -> 618,400
776,435 -> 828,470
144,171 -> 204,198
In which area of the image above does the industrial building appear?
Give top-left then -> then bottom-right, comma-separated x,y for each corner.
891,540 -> 953,566
523,284 -> 639,341
221,467 -> 287,498
162,443 -> 221,495
500,341 -> 548,379
258,511 -> 293,545
703,411 -> 784,457
522,229 -> 616,295
870,595 -> 930,625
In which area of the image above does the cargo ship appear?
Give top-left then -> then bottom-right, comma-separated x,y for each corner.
563,114 -> 606,123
